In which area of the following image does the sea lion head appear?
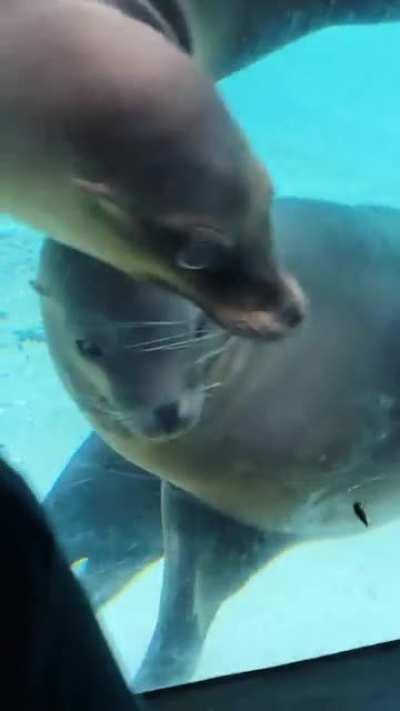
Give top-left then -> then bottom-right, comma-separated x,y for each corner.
6,1 -> 306,340
62,12 -> 307,340
74,127 -> 306,341
37,240 -> 228,441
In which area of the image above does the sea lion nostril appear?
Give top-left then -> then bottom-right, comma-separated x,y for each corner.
154,403 -> 182,433
281,302 -> 304,328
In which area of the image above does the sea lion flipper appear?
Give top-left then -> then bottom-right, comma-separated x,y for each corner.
44,433 -> 163,608
134,481 -> 294,691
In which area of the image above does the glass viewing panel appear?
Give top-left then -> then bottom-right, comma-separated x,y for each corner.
1,4 -> 400,694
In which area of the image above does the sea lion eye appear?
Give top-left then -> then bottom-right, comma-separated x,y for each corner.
177,238 -> 228,272
76,339 -> 103,359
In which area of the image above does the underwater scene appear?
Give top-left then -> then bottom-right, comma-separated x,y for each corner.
2,18 -> 400,692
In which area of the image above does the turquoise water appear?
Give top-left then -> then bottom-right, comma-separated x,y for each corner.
1,23 -> 400,686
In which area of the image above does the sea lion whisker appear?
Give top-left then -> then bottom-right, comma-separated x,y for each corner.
125,331 -> 194,350
116,320 -> 192,328
74,395 -> 122,418
138,343 -> 193,353
127,330 -> 217,351
93,408 -> 134,423
138,333 -> 220,353
195,342 -> 231,364
129,331 -> 218,351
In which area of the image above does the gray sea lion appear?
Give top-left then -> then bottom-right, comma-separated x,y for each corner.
39,198 -> 400,689
2,1 -> 400,336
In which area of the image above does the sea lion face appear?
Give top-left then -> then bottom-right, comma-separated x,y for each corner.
38,243 -> 227,441
69,303 -> 212,441
76,154 -> 306,341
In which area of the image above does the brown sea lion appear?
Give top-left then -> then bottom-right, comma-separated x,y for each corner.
0,0 -> 305,339
39,197 -> 400,689
3,1 -> 400,336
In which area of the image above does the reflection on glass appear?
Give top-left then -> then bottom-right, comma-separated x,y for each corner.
1,2 -> 400,695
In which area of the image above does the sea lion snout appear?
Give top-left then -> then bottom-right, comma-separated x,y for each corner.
277,271 -> 308,328
153,402 -> 184,435
106,348 -> 210,440
188,267 -> 307,339
134,391 -> 206,440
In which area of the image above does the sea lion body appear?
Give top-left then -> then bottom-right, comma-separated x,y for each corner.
41,198 -> 400,690
39,198 -> 400,538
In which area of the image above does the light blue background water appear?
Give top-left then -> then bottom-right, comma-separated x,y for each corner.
1,22 -> 400,685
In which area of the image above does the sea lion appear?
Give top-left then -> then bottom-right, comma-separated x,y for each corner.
40,198 -> 400,689
2,2 -> 400,336
0,0 -> 305,339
